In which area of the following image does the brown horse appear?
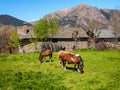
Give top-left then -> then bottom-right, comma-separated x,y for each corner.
38,49 -> 52,63
58,50 -> 73,64
60,53 -> 84,73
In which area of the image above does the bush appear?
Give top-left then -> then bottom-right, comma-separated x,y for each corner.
95,41 -> 108,50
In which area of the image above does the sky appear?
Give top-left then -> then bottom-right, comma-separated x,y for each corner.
0,0 -> 120,22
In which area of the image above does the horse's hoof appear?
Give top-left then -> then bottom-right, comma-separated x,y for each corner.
81,71 -> 84,73
62,67 -> 66,70
38,60 -> 41,63
58,61 -> 61,64
64,68 -> 66,70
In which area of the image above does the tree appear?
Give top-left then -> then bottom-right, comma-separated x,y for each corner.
33,18 -> 59,41
31,18 -> 59,50
87,20 -> 102,48
0,25 -> 15,53
110,9 -> 120,42
47,18 -> 59,41
72,29 -> 79,50
8,32 -> 21,53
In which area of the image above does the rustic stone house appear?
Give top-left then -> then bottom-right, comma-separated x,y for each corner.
17,24 -> 120,53
17,24 -> 88,53
51,27 -> 88,50
17,23 -> 32,36
96,30 -> 120,49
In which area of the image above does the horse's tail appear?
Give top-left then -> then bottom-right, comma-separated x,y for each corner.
51,52 -> 52,58
50,50 -> 53,58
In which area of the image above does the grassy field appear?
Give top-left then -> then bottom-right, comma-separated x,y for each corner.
0,49 -> 120,90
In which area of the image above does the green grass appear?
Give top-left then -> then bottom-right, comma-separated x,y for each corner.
0,50 -> 120,90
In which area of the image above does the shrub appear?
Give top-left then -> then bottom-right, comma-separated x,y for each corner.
95,41 -> 108,50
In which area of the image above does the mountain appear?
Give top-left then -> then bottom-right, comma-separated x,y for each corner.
0,15 -> 31,26
44,3 -> 113,30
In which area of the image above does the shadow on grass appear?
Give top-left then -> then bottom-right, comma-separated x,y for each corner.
66,67 -> 78,71
41,59 -> 54,63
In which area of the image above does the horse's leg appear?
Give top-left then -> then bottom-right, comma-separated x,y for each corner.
73,64 -> 76,71
43,58 -> 45,62
38,54 -> 41,63
44,56 -> 46,62
49,54 -> 52,62
39,57 -> 42,63
62,60 -> 66,70
38,60 -> 41,63
58,56 -> 60,64
77,63 -> 80,72
49,56 -> 51,62
41,56 -> 45,62
58,56 -> 62,64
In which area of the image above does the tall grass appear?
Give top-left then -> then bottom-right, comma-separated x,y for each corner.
0,50 -> 120,90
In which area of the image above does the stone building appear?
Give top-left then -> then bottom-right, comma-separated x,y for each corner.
17,22 -> 32,36
17,24 -> 120,53
52,27 -> 88,50
17,25 -> 88,53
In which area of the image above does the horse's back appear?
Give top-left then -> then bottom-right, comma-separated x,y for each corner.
58,50 -> 72,57
41,49 -> 52,56
61,53 -> 74,61
62,53 -> 80,63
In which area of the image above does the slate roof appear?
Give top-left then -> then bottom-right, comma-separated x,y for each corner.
98,30 -> 119,38
52,27 -> 88,38
18,28 -> 119,39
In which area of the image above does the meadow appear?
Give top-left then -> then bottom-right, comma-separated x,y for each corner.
0,49 -> 120,90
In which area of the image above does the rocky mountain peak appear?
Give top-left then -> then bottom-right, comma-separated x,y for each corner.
74,3 -> 93,9
44,3 -> 112,30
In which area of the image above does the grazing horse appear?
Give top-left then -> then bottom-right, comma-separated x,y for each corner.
58,50 -> 73,64
60,53 -> 84,73
38,49 -> 52,63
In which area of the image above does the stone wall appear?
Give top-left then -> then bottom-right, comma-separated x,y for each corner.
19,41 -> 88,53
57,41 -> 88,50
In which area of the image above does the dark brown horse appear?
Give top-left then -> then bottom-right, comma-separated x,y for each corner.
60,53 -> 84,73
38,49 -> 52,63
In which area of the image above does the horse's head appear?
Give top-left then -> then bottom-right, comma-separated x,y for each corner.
38,49 -> 52,63
79,61 -> 84,73
75,54 -> 84,73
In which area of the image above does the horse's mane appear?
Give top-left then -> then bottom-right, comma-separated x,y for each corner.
79,56 -> 84,66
